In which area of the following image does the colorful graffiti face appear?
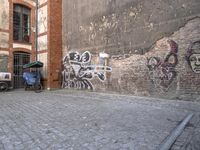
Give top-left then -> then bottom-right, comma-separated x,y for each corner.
147,40 -> 178,92
186,41 -> 200,73
62,51 -> 112,90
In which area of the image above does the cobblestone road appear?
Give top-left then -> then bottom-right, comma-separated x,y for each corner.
0,90 -> 200,150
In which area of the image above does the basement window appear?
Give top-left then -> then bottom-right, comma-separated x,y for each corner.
13,4 -> 31,43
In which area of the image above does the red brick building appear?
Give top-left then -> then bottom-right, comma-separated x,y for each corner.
0,0 -> 62,89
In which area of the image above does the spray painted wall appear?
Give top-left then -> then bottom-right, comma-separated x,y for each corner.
62,51 -> 112,90
62,0 -> 200,100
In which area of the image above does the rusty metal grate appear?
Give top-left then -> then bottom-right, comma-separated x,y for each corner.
13,52 -> 30,88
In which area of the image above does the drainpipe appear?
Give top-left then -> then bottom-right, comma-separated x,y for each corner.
157,113 -> 194,150
35,0 -> 38,61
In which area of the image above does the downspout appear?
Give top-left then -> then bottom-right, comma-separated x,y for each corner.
35,0 -> 38,61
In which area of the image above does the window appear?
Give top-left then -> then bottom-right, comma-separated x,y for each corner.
13,4 -> 31,43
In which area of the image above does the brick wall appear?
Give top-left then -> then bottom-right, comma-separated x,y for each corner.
111,17 -> 200,100
62,0 -> 200,100
37,0 -> 62,89
0,0 -> 36,77
47,0 -> 62,89
37,0 -> 48,88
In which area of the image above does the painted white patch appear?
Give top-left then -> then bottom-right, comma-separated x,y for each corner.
38,35 -> 47,51
13,43 -> 32,50
38,5 -> 48,34
38,0 -> 47,6
37,53 -> 48,77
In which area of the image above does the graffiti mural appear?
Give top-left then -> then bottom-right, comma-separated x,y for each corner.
186,40 -> 200,73
147,40 -> 178,92
62,51 -> 112,90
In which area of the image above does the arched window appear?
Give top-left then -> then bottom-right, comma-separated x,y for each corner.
13,4 -> 31,43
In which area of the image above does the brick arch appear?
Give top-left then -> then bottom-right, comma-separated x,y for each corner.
13,48 -> 35,60
13,48 -> 31,54
8,49 -> 33,73
13,0 -> 36,9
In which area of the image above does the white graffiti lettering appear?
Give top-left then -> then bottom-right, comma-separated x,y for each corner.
62,51 -> 112,90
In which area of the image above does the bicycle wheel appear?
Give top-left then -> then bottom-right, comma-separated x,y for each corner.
34,83 -> 42,93
0,82 -> 8,92
24,82 -> 28,91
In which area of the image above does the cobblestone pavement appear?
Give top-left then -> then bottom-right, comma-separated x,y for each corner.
0,90 -> 200,150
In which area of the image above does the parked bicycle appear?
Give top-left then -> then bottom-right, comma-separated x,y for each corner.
23,61 -> 43,92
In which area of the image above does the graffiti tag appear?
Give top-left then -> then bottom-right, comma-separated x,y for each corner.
62,51 -> 112,90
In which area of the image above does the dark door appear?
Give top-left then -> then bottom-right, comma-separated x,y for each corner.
13,52 -> 30,88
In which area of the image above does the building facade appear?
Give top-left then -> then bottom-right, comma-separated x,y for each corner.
0,0 -> 36,88
0,0 -> 62,89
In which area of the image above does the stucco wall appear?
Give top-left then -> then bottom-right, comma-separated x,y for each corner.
0,0 -> 9,30
0,0 -> 9,72
0,0 -> 9,48
62,0 -> 200,100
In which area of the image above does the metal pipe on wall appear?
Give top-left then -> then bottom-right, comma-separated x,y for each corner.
35,0 -> 38,61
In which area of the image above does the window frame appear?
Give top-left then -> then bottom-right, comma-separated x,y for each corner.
13,4 -> 31,43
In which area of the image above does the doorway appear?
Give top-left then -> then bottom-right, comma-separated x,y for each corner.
13,52 -> 30,88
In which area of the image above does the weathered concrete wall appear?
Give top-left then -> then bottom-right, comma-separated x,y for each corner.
63,0 -> 200,54
62,0 -> 200,100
